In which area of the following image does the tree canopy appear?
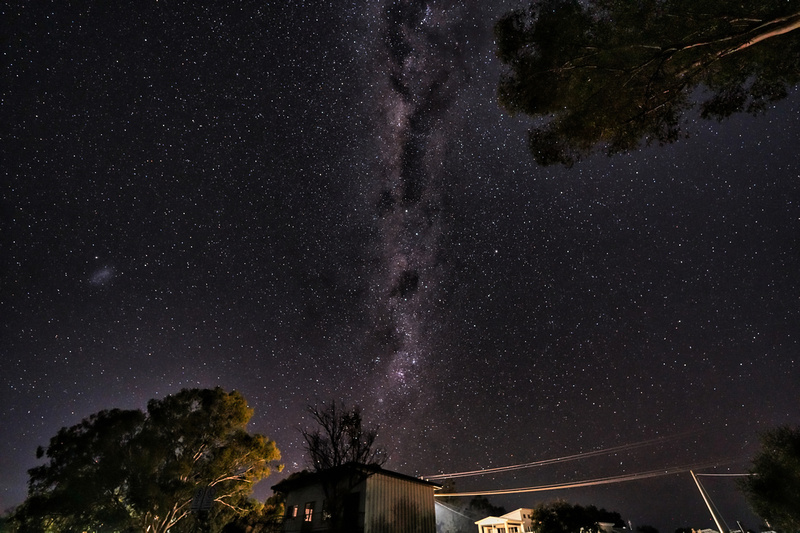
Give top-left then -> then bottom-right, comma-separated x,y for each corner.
12,387 -> 281,533
220,494 -> 285,533
529,500 -> 624,533
739,426 -> 800,532
494,0 -> 800,166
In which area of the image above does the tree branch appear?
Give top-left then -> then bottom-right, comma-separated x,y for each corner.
721,12 -> 800,56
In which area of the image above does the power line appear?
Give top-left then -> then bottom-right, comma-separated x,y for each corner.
433,458 -> 746,497
694,473 -> 751,477
424,431 -> 698,480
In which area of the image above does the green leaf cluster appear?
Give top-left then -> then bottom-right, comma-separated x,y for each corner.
739,426 -> 800,533
495,0 -> 800,166
12,387 -> 281,533
529,500 -> 624,533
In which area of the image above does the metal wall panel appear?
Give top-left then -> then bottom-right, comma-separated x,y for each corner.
364,472 -> 437,533
279,470 -> 436,533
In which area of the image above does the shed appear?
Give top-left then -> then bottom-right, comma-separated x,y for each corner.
271,463 -> 441,533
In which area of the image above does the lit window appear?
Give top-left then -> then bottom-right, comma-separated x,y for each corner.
304,502 -> 314,522
287,505 -> 298,518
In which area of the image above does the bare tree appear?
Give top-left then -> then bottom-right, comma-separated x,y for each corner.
301,400 -> 387,472
299,400 -> 387,532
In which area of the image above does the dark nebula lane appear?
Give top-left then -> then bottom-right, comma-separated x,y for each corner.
365,0 -> 470,410
3,1 -> 799,531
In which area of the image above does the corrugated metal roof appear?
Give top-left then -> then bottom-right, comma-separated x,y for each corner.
271,462 -> 442,492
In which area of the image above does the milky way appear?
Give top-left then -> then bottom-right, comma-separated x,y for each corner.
3,1 -> 799,530
365,0 -> 469,410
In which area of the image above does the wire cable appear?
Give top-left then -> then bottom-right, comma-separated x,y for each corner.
433,458 -> 746,497
424,431 -> 697,480
693,473 -> 751,477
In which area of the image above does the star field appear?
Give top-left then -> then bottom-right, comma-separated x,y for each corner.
3,1 -> 799,532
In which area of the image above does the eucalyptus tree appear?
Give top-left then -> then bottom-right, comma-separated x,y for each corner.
739,426 -> 800,532
529,501 -> 624,533
13,387 -> 281,533
495,0 -> 800,166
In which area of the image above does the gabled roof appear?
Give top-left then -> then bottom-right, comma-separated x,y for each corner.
476,508 -> 530,526
475,515 -> 524,526
271,462 -> 441,493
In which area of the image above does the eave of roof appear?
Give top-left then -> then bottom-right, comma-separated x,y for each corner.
271,463 -> 442,492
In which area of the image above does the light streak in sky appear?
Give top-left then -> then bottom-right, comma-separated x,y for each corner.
431,458 -> 747,497
423,432 -> 697,480
434,500 -> 474,520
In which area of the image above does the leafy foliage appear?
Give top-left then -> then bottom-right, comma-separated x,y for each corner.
494,0 -> 800,166
739,426 -> 800,532
529,500 -> 624,533
220,494 -> 285,533
13,388 -> 281,533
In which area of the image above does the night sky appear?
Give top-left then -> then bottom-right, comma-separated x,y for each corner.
3,1 -> 799,532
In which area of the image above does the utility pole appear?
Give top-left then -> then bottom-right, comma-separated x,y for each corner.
691,471 -> 729,533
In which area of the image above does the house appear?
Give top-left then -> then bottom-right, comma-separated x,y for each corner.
475,508 -> 534,533
271,463 -> 441,533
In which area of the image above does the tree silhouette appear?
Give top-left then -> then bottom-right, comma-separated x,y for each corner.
299,400 -> 387,533
12,388 -> 281,533
494,0 -> 800,166
739,426 -> 800,532
301,400 -> 387,472
529,501 -> 624,533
